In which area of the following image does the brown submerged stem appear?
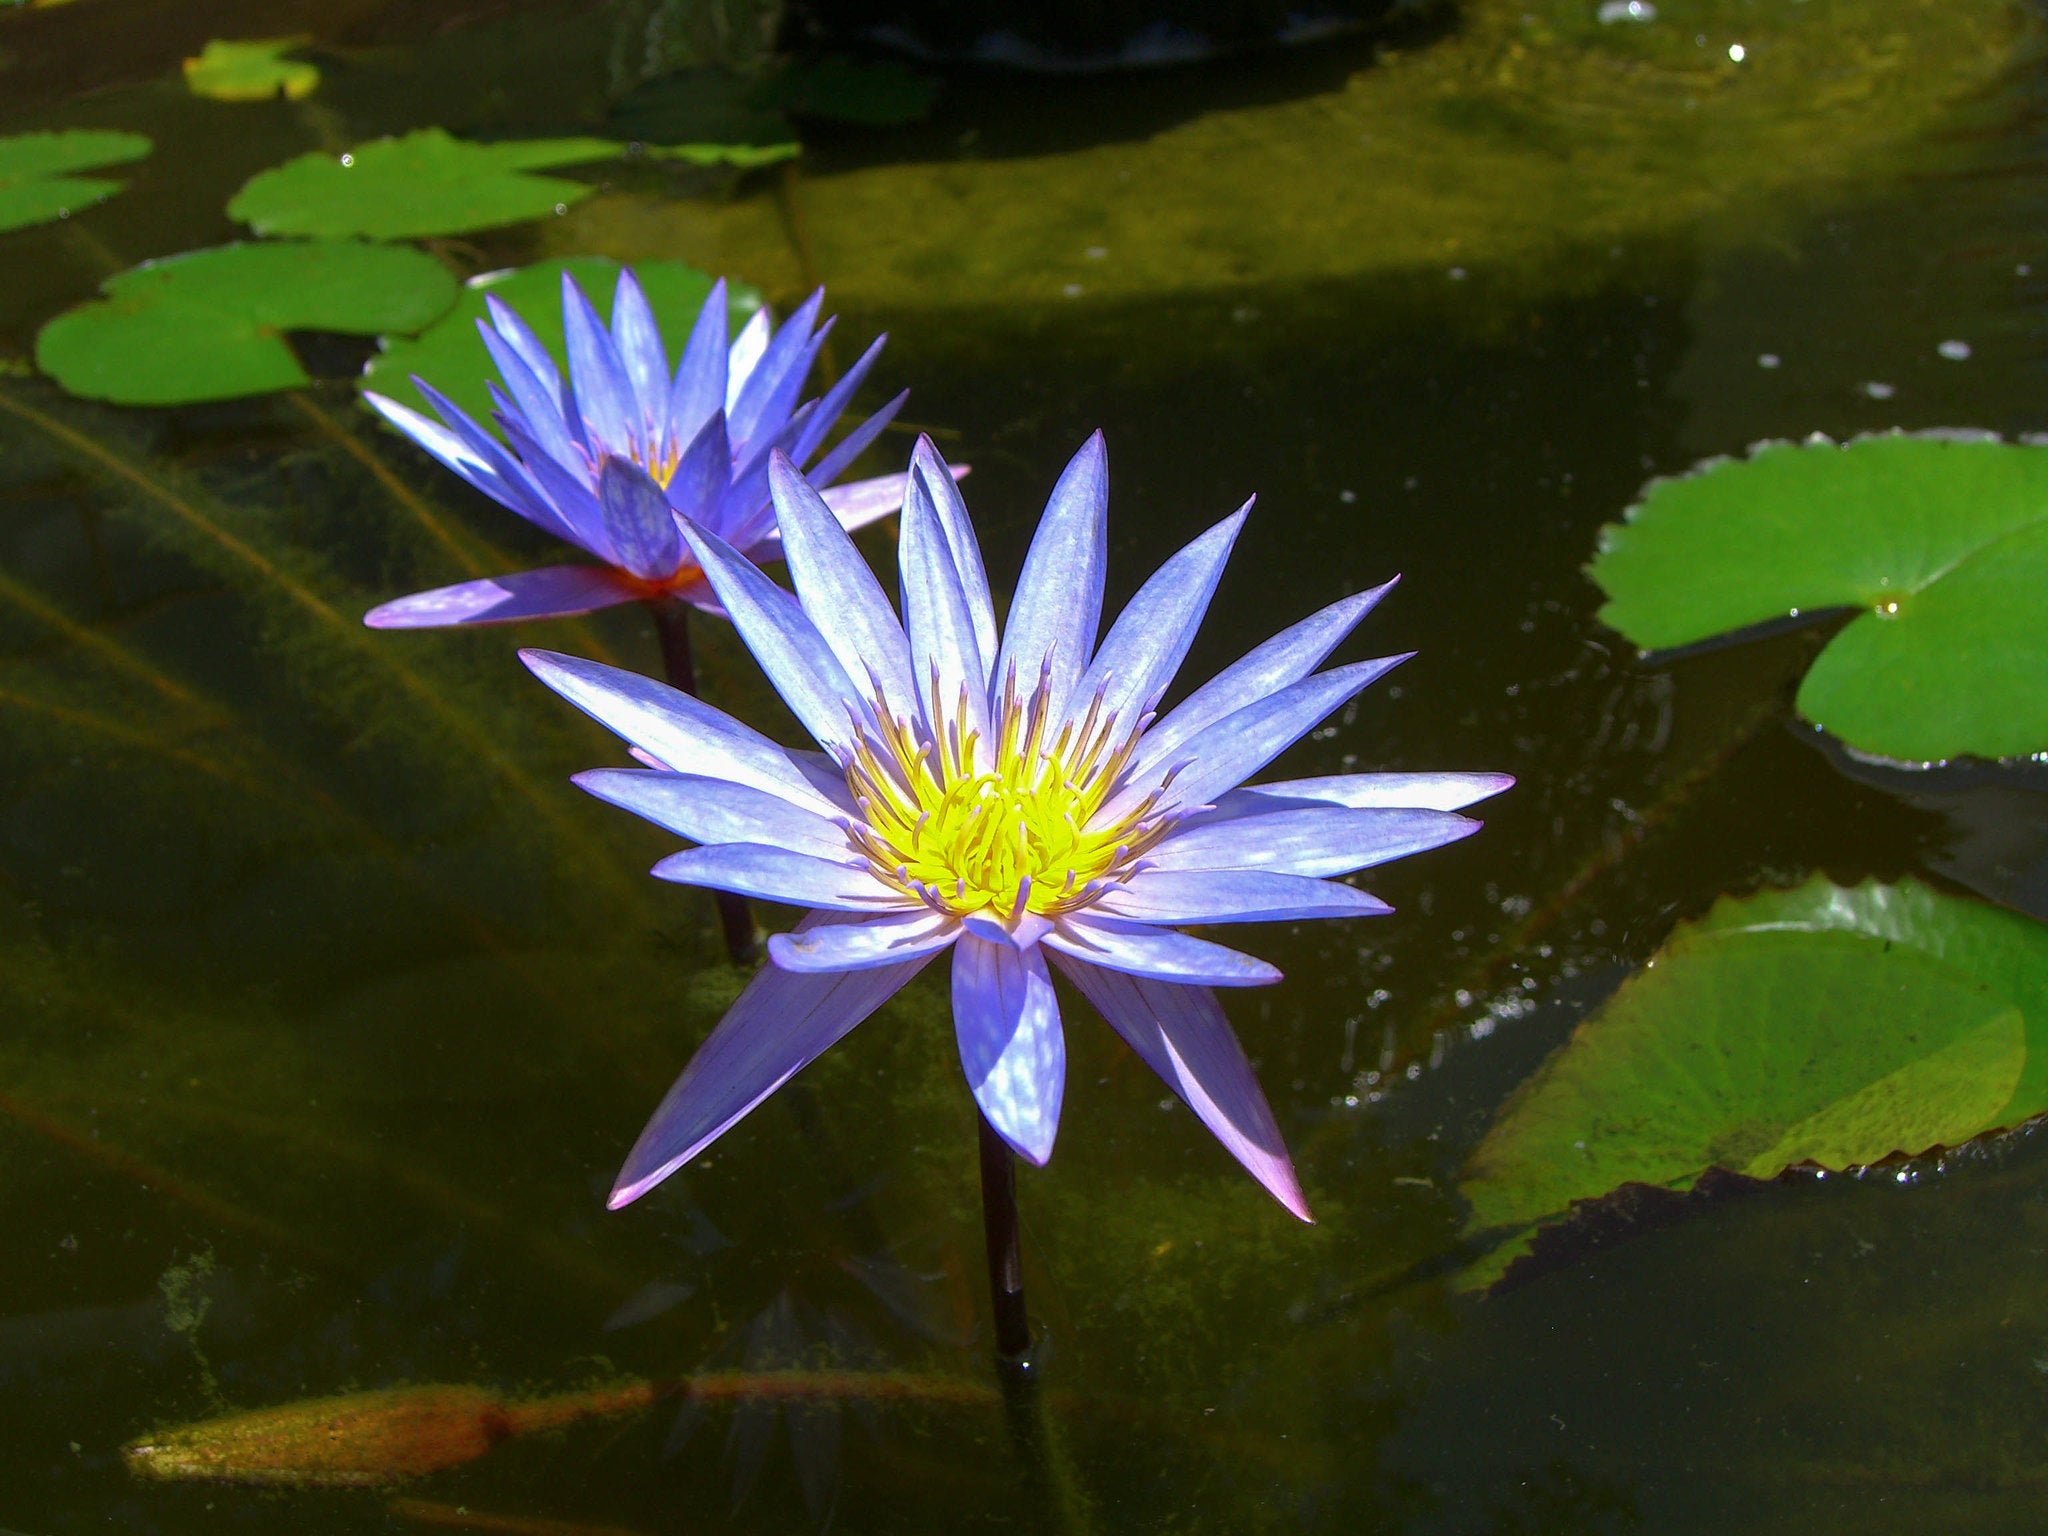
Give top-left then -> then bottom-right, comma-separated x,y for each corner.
647,596 -> 758,963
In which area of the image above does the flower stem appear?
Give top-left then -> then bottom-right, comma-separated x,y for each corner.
647,596 -> 759,964
977,1112 -> 1032,1360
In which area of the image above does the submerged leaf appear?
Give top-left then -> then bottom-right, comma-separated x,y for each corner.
182,38 -> 320,102
359,255 -> 761,427
1461,877 -> 2048,1284
36,242 -> 457,405
1590,432 -> 2048,763
0,129 -> 152,233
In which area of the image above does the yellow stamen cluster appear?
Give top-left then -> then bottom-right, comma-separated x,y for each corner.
844,672 -> 1171,919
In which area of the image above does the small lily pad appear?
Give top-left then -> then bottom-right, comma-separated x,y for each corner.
1589,432 -> 2048,764
37,241 -> 458,406
228,129 -> 790,242
0,129 -> 152,233
183,37 -> 320,102
360,256 -> 760,428
1461,876 -> 2048,1286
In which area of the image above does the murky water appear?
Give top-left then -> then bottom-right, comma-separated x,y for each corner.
4,1 -> 2048,1531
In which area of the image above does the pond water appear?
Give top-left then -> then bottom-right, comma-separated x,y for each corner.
4,0 -> 2048,1531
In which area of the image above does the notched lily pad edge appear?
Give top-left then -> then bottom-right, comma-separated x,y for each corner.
1595,424 -> 2048,771
1470,1109 -> 2048,1298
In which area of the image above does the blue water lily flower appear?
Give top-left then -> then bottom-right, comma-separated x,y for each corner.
361,269 -> 913,627
525,434 -> 1511,1218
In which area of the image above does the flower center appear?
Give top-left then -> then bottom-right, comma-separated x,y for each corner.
844,676 -> 1170,919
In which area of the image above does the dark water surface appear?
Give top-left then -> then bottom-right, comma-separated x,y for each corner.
4,1 -> 2048,1531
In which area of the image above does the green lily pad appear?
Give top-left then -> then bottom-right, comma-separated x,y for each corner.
359,256 -> 760,428
36,241 -> 458,406
1460,877 -> 2048,1286
182,37 -> 320,102
757,55 -> 938,126
228,129 -> 792,242
0,129 -> 152,234
1589,432 -> 2048,764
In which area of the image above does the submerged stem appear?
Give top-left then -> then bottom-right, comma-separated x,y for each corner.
647,596 -> 758,963
977,1112 -> 1032,1360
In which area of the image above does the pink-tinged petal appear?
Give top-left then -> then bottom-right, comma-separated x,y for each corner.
1209,771 -> 1516,817
609,268 -> 670,434
365,564 -> 643,628
1120,654 -> 1410,821
610,915 -> 936,1206
1070,501 -> 1248,737
653,843 -> 892,910
1143,581 -> 1397,763
573,769 -> 853,861
668,278 -> 729,444
792,333 -> 886,466
993,432 -> 1108,720
598,456 -> 685,581
901,466 -> 993,745
952,935 -> 1065,1164
767,908 -> 958,973
767,453 -> 914,713
1045,913 -> 1280,987
520,649 -> 845,817
664,408 -> 731,527
1100,869 -> 1392,925
725,305 -> 773,411
561,270 -> 638,454
1148,805 -> 1479,878
676,518 -> 872,759
1051,956 -> 1309,1220
806,389 -> 907,491
911,437 -> 996,668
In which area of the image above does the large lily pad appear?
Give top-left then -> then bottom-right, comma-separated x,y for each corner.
1590,432 -> 2048,764
359,256 -> 760,427
1461,877 -> 2048,1284
182,37 -> 320,102
0,129 -> 152,233
36,241 -> 458,406
228,129 -> 792,242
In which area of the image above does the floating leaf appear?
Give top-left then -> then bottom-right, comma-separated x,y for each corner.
182,37 -> 320,102
0,129 -> 152,233
1461,876 -> 2048,1284
360,256 -> 760,428
1590,432 -> 2048,763
228,129 -> 789,242
758,55 -> 938,126
36,242 -> 458,406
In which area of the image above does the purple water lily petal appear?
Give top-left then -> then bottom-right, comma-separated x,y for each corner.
653,843 -> 892,910
1148,805 -> 1479,878
495,411 -> 610,556
666,408 -> 731,526
993,431 -> 1107,718
520,649 -> 846,815
1052,956 -> 1309,1220
669,278 -> 729,445
767,453 -> 915,713
477,322 -> 583,478
677,518 -> 872,758
1046,913 -> 1280,987
1071,501 -> 1248,737
901,443 -> 992,658
1143,580 -> 1397,764
561,271 -> 640,454
715,405 -> 818,551
953,934 -> 1065,1164
805,389 -> 908,491
768,908 -> 958,973
1125,653 -> 1410,819
1206,770 -> 1516,817
598,456 -> 686,581
574,769 -> 854,861
901,466 -> 993,743
792,333 -> 886,467
610,916 -> 937,1206
726,306 -> 773,410
732,290 -> 825,448
484,292 -> 567,419
609,268 -> 670,438
365,564 -> 644,628
362,388 -> 532,520
1101,869 -> 1392,925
